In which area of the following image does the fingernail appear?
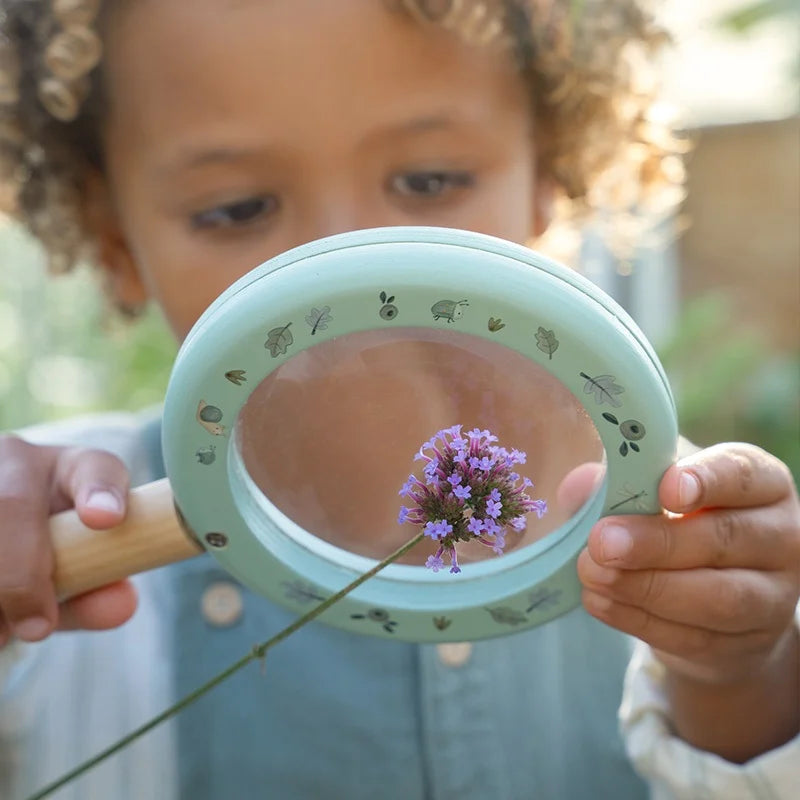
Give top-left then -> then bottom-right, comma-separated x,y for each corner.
14,616 -> 51,641
679,472 -> 701,508
600,525 -> 632,562
86,490 -> 122,514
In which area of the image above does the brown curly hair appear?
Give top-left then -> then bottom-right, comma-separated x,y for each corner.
0,0 -> 682,275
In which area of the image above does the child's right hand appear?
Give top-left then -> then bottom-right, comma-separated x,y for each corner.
0,436 -> 138,648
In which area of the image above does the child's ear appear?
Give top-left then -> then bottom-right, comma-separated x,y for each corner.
82,170 -> 148,312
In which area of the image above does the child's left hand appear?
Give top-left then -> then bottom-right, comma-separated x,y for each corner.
577,442 -> 800,685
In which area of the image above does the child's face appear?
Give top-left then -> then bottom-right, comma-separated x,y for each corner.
94,0 -> 547,338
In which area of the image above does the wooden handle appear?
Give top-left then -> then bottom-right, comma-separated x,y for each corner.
50,478 -> 203,599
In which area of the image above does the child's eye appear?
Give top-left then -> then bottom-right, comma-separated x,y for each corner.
389,170 -> 475,199
190,195 -> 279,230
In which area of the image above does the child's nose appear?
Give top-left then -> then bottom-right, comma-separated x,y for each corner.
297,192 -> 387,245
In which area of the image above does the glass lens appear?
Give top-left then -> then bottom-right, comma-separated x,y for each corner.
235,328 -> 604,566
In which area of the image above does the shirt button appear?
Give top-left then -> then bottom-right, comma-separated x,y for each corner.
201,582 -> 244,627
436,642 -> 473,668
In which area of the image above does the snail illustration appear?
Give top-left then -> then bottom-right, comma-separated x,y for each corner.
431,298 -> 468,323
196,400 -> 226,436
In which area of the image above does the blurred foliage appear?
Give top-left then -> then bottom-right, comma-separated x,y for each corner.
718,0 -> 798,33
0,221 -> 175,432
718,0 -> 800,86
658,292 -> 800,481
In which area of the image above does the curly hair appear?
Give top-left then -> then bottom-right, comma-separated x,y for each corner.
0,0 -> 683,275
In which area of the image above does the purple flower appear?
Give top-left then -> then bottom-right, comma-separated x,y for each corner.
530,499 -> 547,519
424,519 -> 453,540
399,477 -> 417,497
453,484 -> 472,500
467,516 -> 484,535
486,498 -> 502,519
398,425 -> 547,574
510,448 -> 526,464
483,517 -> 501,535
426,553 -> 445,572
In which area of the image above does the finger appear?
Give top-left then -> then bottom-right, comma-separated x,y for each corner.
659,443 -> 797,514
0,436 -> 60,641
52,447 -> 130,529
581,590 -> 778,668
578,550 -> 796,634
56,580 -> 138,631
587,504 -> 800,571
556,462 -> 605,517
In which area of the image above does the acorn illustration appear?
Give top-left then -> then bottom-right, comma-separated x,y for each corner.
379,291 -> 398,320
196,400 -> 226,436
195,445 -> 216,465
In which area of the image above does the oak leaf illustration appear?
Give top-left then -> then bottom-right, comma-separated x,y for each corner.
265,323 -> 294,357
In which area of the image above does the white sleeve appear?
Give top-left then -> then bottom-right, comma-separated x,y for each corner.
620,606 -> 800,799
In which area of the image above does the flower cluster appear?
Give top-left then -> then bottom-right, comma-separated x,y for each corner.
398,426 -> 547,574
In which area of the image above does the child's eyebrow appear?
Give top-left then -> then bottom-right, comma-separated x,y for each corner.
155,113 -> 478,178
155,146 -> 261,180
360,113 -> 468,145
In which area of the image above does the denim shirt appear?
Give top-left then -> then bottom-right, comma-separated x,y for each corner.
6,412 -> 798,799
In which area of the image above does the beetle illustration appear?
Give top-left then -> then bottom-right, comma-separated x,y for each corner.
196,400 -> 226,436
431,299 -> 469,323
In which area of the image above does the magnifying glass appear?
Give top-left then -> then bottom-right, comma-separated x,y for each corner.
49,227 -> 678,642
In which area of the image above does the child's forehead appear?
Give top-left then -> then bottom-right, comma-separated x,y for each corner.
103,0 -> 528,153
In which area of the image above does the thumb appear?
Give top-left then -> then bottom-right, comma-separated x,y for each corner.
53,447 -> 131,529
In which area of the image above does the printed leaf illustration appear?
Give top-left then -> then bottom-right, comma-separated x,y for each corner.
488,317 -> 505,332
225,370 -> 247,386
281,580 -> 326,605
580,372 -> 625,407
619,442 -> 629,457
433,616 -> 452,631
610,485 -> 649,512
265,322 -> 293,357
485,606 -> 527,626
305,305 -> 333,335
602,412 -> 619,425
380,291 -> 387,303
535,327 -> 559,359
526,588 -> 562,614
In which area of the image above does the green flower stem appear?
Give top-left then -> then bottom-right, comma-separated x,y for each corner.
27,531 -> 425,800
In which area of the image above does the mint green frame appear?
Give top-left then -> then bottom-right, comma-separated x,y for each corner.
163,227 -> 678,642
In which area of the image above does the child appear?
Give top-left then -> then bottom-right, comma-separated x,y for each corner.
0,1 -> 797,798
